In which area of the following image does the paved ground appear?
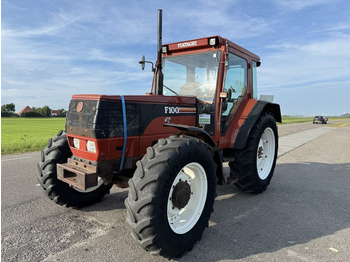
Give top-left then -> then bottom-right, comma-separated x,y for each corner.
2,121 -> 350,261
278,126 -> 334,157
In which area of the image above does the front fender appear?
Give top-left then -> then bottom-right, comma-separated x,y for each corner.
163,123 -> 223,185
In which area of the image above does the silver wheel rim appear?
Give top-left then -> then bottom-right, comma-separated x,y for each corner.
256,127 -> 275,180
167,162 -> 207,234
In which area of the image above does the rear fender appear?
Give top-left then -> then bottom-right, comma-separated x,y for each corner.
234,101 -> 281,149
163,123 -> 223,185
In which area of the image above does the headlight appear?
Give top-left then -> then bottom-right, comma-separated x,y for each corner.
73,138 -> 80,149
86,140 -> 96,153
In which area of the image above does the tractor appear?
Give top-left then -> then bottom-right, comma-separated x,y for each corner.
38,9 -> 281,258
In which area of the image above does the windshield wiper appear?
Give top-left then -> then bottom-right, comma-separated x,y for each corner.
163,85 -> 179,96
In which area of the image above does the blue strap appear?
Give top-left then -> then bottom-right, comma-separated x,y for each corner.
119,95 -> 127,171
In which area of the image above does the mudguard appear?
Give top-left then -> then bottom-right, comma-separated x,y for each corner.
163,123 -> 223,185
234,100 -> 281,149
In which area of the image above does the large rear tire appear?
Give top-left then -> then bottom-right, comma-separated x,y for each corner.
125,136 -> 216,258
37,130 -> 112,208
229,112 -> 278,193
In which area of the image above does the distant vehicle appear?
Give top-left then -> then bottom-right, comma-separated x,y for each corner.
313,116 -> 328,124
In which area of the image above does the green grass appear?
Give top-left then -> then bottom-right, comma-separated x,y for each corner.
280,116 -> 350,125
1,118 -> 65,155
1,116 -> 349,155
329,122 -> 350,128
280,116 -> 314,124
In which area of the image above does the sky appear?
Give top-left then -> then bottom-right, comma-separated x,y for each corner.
2,0 -> 350,116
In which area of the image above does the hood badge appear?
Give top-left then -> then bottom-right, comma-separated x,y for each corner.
77,102 -> 83,112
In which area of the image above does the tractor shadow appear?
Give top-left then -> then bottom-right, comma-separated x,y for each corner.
81,188 -> 129,212
177,161 -> 350,262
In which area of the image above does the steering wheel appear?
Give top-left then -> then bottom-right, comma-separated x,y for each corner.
194,84 -> 215,102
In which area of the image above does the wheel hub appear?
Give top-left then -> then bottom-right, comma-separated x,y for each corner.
171,180 -> 191,209
258,146 -> 263,158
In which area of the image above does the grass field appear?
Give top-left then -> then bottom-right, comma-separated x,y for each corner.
280,116 -> 349,124
280,116 -> 313,124
1,118 -> 65,155
1,116 -> 349,155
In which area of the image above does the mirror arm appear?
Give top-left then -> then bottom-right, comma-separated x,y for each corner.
139,59 -> 155,71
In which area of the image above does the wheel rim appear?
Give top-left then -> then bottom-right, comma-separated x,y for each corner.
167,162 -> 208,234
256,127 -> 275,180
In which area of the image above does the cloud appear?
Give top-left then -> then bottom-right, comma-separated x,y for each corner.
257,31 -> 350,115
271,0 -> 332,11
160,1 -> 276,41
2,0 -> 350,116
260,34 -> 350,90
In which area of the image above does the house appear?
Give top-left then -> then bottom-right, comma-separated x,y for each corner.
51,110 -> 61,116
18,106 -> 34,116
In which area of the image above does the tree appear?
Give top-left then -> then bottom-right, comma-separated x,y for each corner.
40,106 -> 52,117
1,103 -> 15,113
22,111 -> 43,117
58,108 -> 67,117
1,103 -> 16,117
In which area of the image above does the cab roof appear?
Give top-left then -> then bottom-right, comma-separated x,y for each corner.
163,35 -> 260,61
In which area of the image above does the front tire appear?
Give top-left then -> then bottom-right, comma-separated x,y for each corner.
37,130 -> 112,208
229,112 -> 278,193
125,136 -> 216,258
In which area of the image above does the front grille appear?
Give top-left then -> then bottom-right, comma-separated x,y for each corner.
66,99 -> 140,138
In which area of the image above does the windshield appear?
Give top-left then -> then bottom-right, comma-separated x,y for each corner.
162,51 -> 222,103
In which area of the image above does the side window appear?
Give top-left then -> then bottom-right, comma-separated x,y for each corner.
252,61 -> 258,99
222,53 -> 247,117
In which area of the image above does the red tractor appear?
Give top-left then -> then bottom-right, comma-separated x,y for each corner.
38,10 -> 281,258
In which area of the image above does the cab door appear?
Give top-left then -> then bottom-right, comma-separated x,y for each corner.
221,52 -> 248,135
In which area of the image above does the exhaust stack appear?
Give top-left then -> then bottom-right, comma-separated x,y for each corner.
157,9 -> 162,57
155,9 -> 163,95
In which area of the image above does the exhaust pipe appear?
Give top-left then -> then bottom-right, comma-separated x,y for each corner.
156,9 -> 163,95
157,9 -> 162,57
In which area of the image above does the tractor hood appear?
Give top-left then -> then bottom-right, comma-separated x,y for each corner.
66,94 -> 197,139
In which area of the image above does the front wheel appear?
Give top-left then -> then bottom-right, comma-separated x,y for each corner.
125,136 -> 216,258
37,130 -> 112,208
229,112 -> 278,193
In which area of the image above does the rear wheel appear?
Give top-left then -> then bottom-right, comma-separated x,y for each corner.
229,112 -> 278,193
37,130 -> 112,208
125,136 -> 216,258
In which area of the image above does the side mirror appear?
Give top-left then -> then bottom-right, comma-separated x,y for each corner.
227,88 -> 233,102
139,55 -> 155,72
139,55 -> 146,70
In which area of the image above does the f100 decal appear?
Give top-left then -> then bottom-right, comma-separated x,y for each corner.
164,106 -> 196,114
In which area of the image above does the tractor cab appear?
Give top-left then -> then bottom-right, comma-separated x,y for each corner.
143,35 -> 266,145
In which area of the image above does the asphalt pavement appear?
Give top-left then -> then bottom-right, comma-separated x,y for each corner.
2,122 -> 350,262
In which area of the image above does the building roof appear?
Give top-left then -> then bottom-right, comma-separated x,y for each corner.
18,106 -> 33,116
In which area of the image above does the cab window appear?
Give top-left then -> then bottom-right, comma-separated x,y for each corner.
221,53 -> 247,134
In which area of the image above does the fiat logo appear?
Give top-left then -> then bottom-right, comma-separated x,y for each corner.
76,102 -> 83,112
